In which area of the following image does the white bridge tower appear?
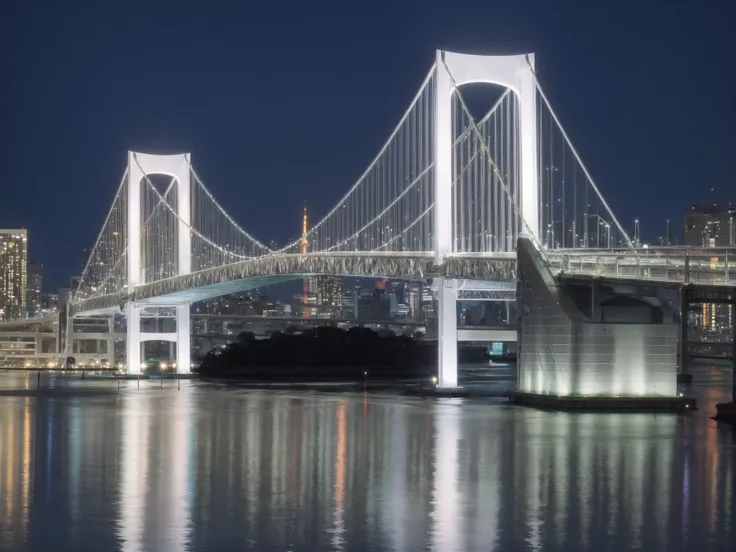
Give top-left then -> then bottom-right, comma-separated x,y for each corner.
433,50 -> 538,388
126,151 -> 192,374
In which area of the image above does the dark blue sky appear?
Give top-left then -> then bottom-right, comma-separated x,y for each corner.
2,0 -> 734,291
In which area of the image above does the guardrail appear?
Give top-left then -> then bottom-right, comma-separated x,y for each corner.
548,249 -> 736,286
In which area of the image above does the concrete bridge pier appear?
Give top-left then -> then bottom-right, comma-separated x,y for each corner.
436,277 -> 458,388
508,238 -> 694,410
125,303 -> 191,374
126,304 -> 142,374
176,305 -> 191,374
715,288 -> 736,422
108,315 -> 115,366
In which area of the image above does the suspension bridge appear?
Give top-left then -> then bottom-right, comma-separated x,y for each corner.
63,50 -> 734,389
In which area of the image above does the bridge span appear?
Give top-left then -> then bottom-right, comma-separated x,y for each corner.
27,49 -> 729,402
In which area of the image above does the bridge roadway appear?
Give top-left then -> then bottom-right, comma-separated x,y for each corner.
70,247 -> 736,318
69,252 -> 517,317
548,247 -> 736,286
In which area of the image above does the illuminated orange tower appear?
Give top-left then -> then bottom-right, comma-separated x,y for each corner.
301,202 -> 309,305
301,202 -> 308,254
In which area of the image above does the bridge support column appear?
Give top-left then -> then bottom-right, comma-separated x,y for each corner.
437,277 -> 458,388
126,304 -> 141,374
176,305 -> 191,374
679,287 -> 690,375
108,315 -> 115,366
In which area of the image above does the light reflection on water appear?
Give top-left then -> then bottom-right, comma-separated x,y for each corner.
0,364 -> 733,552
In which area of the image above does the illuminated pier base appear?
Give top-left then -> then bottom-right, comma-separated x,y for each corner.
514,238 -> 680,401
126,304 -> 142,375
175,305 -> 191,374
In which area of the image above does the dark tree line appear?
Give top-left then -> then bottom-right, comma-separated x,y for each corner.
196,327 -> 436,380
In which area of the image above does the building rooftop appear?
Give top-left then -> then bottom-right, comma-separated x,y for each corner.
687,204 -> 735,215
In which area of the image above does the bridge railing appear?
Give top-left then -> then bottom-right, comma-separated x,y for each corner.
548,248 -> 736,286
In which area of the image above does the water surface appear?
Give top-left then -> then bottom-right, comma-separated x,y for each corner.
0,363 -> 733,551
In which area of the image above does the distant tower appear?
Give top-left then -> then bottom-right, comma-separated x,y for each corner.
301,202 -> 308,254
301,202 -> 309,305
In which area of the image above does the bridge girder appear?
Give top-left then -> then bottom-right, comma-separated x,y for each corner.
69,253 -> 517,317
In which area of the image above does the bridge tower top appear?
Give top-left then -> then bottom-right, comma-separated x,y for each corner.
127,151 -> 192,288
434,50 -> 539,263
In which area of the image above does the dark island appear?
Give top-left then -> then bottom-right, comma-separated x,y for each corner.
195,327 -> 438,381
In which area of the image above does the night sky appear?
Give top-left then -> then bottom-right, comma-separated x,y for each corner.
2,0 -> 734,292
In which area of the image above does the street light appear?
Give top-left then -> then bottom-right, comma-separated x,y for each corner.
634,219 -> 640,247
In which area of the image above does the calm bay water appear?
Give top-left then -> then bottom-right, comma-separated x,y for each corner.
0,363 -> 734,552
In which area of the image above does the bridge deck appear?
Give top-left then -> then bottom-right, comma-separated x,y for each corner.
548,248 -> 736,287
68,247 -> 736,317
69,253 -> 517,317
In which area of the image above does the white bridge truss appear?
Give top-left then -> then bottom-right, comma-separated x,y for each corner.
66,49 -> 715,384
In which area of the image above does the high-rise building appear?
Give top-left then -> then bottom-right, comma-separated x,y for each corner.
40,293 -> 59,315
386,281 -> 405,318
421,283 -> 435,321
308,276 -> 343,308
356,287 -> 391,320
27,260 -> 42,318
341,286 -> 358,318
0,230 -> 28,321
406,282 -> 421,321
684,205 -> 735,248
684,205 -> 734,334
